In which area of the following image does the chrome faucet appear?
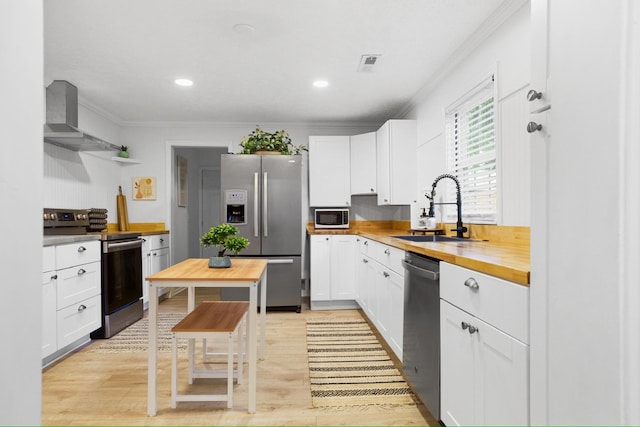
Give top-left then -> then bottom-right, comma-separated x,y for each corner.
426,174 -> 468,238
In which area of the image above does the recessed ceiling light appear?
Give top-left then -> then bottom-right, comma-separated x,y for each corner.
174,78 -> 193,87
233,24 -> 255,34
313,80 -> 329,88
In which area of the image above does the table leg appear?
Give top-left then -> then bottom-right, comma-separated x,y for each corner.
147,281 -> 158,416
248,282 -> 257,413
187,286 -> 195,383
259,270 -> 267,360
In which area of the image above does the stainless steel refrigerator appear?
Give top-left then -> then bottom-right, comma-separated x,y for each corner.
219,154 -> 302,311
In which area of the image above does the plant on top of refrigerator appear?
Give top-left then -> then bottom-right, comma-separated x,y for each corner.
239,126 -> 307,155
199,224 -> 249,257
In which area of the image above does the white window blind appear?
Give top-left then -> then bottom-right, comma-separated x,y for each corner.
444,75 -> 497,224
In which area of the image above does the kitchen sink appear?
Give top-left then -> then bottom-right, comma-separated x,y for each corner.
392,235 -> 479,243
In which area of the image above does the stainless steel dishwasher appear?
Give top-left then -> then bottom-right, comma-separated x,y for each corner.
402,251 -> 440,420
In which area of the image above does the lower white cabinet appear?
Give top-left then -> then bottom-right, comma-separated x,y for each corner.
42,240 -> 102,363
440,262 -> 529,426
310,234 -> 357,310
141,234 -> 170,309
355,238 -> 405,359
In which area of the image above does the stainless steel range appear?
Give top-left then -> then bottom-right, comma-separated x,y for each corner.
44,208 -> 143,339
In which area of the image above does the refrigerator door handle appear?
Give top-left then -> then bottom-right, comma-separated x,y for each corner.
253,172 -> 259,237
263,172 -> 268,237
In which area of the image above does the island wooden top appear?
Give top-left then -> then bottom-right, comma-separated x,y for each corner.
146,258 -> 268,282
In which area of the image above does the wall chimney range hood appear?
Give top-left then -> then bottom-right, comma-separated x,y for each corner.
44,80 -> 119,151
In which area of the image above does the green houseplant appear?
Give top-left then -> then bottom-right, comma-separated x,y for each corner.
119,145 -> 129,158
199,223 -> 250,268
239,126 -> 307,155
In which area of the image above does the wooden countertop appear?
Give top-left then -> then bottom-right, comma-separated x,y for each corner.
307,223 -> 530,286
146,258 -> 267,282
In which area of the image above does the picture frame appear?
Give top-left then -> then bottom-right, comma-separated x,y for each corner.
132,176 -> 157,200
177,155 -> 188,207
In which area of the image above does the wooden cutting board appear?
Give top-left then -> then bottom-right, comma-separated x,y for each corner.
116,186 -> 129,231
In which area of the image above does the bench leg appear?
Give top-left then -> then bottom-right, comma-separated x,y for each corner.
171,333 -> 177,408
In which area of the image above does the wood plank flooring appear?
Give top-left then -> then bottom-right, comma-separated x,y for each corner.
42,289 -> 437,426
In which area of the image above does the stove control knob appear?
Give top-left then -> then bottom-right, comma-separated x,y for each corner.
50,213 -> 57,221
43,213 -> 50,220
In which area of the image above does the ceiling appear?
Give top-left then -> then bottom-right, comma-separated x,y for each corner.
44,0 -> 515,125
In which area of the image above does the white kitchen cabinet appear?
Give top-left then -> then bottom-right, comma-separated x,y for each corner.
54,241 -> 102,351
141,233 -> 170,309
529,0 -> 551,114
354,238 -> 405,359
310,234 -> 357,310
309,135 -> 351,207
440,262 -> 529,426
41,247 -> 57,358
376,119 -> 417,205
350,131 -> 376,195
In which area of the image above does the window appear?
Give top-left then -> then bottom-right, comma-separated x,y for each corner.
444,75 -> 497,224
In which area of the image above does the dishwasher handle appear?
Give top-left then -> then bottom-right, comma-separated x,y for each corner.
401,259 -> 439,281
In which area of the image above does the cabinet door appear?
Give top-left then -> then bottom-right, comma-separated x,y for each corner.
376,120 -> 417,205
376,122 -> 391,204
42,272 -> 57,358
310,235 -> 332,301
330,234 -> 356,300
350,132 -> 376,195
440,300 -> 477,427
476,315 -> 529,426
309,136 -> 351,207
151,247 -> 170,297
530,0 -> 551,113
56,261 -> 101,309
141,250 -> 151,306
387,269 -> 404,359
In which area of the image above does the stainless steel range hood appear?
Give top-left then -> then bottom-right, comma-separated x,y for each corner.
44,80 -> 119,151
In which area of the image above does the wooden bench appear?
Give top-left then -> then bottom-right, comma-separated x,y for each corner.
171,301 -> 250,409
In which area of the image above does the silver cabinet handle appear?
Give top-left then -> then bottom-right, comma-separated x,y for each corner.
384,249 -> 391,255
50,274 -> 58,280
77,246 -> 86,252
527,121 -> 543,133
159,238 -> 164,244
253,172 -> 259,238
364,241 -> 368,246
461,321 -> 469,330
527,89 -> 543,101
383,271 -> 390,278
464,277 -> 479,290
77,268 -> 86,275
468,325 -> 479,334
362,258 -> 368,263
77,304 -> 87,312
263,172 -> 268,237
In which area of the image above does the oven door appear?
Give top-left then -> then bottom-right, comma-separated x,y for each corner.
102,238 -> 143,315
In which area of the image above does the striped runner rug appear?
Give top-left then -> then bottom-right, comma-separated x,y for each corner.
88,313 -> 187,353
306,320 -> 416,408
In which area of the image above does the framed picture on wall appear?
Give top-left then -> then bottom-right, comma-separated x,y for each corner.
132,176 -> 157,200
177,155 -> 188,207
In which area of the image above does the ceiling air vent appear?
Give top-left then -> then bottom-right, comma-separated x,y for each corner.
357,54 -> 382,73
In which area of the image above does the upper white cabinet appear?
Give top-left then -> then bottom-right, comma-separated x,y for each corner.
529,0 -> 550,113
376,119 -> 417,205
309,135 -> 351,207
350,132 -> 376,195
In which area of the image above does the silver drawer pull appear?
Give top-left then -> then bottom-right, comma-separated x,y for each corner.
464,277 -> 479,290
383,271 -> 390,278
363,258 -> 368,263
77,304 -> 87,312
384,249 -> 391,255
77,246 -> 86,252
461,321 -> 469,330
50,274 -> 57,280
77,268 -> 86,275
468,325 -> 479,334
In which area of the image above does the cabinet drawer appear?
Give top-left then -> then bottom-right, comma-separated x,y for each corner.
56,241 -> 100,269
440,262 -> 529,344
148,234 -> 169,250
368,241 -> 404,275
57,294 -> 101,348
56,261 -> 101,309
43,246 -> 55,272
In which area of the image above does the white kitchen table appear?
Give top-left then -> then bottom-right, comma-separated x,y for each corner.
146,258 -> 268,415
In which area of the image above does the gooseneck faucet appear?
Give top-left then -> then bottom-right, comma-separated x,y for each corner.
425,174 -> 468,238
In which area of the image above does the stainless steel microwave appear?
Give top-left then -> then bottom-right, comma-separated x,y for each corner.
314,209 -> 349,229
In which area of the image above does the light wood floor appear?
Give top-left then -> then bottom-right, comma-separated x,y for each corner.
42,289 -> 437,426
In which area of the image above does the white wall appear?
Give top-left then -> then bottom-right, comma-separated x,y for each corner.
1,1 -> 43,424
405,3 -> 531,227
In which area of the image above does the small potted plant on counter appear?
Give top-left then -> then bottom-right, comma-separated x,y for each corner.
239,126 -> 307,155
199,223 -> 250,268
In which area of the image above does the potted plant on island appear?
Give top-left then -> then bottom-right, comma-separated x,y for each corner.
200,223 -> 250,268
239,126 -> 307,155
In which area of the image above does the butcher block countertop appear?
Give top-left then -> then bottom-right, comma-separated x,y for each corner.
106,222 -> 170,236
307,221 -> 530,286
